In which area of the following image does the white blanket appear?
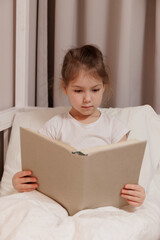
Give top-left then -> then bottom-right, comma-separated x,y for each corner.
0,191 -> 160,240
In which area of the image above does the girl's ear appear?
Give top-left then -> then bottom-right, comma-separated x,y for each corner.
61,80 -> 68,95
63,87 -> 68,95
102,83 -> 106,93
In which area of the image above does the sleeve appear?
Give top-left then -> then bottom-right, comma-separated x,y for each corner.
38,116 -> 59,139
110,117 -> 130,143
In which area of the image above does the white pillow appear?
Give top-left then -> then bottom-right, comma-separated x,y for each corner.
0,105 -> 160,196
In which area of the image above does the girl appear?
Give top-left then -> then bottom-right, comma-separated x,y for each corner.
13,45 -> 145,207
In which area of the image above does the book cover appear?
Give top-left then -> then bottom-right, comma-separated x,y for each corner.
20,127 -> 146,215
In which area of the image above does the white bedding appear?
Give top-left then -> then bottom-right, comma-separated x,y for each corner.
0,105 -> 160,240
0,191 -> 160,240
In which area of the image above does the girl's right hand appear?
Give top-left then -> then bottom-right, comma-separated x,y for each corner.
12,170 -> 38,192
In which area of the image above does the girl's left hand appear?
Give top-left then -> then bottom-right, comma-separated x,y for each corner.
121,184 -> 145,207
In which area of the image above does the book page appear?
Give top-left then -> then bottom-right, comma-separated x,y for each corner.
81,139 -> 143,155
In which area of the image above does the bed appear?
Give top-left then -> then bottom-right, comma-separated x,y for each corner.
0,105 -> 160,240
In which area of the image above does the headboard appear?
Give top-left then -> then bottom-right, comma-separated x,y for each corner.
0,107 -> 17,180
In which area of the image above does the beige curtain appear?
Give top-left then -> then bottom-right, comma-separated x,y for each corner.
51,0 -> 160,113
36,0 -> 48,107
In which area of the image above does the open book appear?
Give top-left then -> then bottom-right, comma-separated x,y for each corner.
20,127 -> 146,216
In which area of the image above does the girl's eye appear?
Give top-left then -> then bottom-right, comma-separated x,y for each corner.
74,90 -> 82,93
92,89 -> 100,92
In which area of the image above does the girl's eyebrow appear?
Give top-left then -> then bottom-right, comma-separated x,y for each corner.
72,84 -> 103,88
71,85 -> 83,88
91,84 -> 103,88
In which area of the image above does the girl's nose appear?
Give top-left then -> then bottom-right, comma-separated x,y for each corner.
83,92 -> 91,103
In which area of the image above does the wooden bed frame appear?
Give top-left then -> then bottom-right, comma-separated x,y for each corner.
0,108 -> 17,179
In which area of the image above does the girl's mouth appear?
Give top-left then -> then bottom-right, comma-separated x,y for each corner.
82,106 -> 93,109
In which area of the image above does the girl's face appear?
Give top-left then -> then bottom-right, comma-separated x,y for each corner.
63,70 -> 105,120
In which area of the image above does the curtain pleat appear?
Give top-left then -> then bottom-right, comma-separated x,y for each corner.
141,0 -> 155,108
53,0 -> 77,106
36,0 -> 48,107
154,0 -> 160,111
48,0 -> 55,107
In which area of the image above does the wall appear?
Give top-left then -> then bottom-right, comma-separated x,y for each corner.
0,0 -> 15,110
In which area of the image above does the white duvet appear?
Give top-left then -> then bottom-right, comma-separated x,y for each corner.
0,191 -> 160,240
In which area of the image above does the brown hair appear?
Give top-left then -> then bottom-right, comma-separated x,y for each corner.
61,45 -> 112,101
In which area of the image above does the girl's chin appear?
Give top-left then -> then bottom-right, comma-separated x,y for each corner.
80,108 -> 97,116
70,106 -> 98,116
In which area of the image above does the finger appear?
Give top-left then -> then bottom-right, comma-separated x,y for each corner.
124,184 -> 144,192
19,189 -> 35,193
126,199 -> 142,207
121,189 -> 143,198
16,170 -> 32,178
19,177 -> 38,184
19,188 -> 37,193
121,193 -> 142,203
20,183 -> 38,192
